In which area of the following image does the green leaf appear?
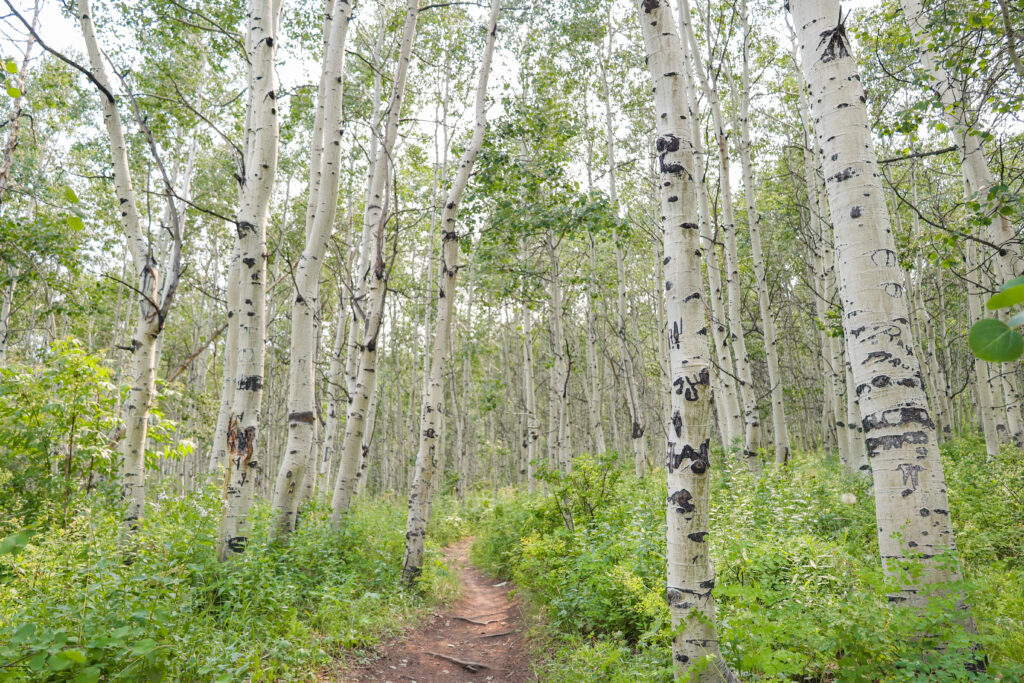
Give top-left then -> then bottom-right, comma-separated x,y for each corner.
969,318 -> 1024,362
63,186 -> 79,204
131,638 -> 157,655
0,530 -> 30,555
986,283 -> 1024,310
73,667 -> 101,683
66,215 -> 84,231
60,649 -> 87,664
5,85 -> 20,98
5,60 -> 16,74
11,622 -> 36,644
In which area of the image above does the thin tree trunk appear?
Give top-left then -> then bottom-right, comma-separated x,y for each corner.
271,0 -> 352,537
679,0 -> 760,472
217,0 -> 283,560
730,0 -> 790,464
636,1 -> 738,680
403,1 -> 500,581
80,0 -> 183,531
331,0 -> 420,524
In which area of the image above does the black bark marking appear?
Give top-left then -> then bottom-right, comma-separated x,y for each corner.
672,410 -> 682,437
865,430 -> 929,457
687,531 -> 708,542
667,488 -> 695,513
818,11 -> 851,63
831,167 -> 855,183
238,375 -> 263,391
289,411 -> 315,424
226,536 -> 248,553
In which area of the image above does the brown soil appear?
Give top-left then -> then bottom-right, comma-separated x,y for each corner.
329,539 -> 533,682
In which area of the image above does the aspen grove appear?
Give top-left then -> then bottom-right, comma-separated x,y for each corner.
0,0 -> 1023,680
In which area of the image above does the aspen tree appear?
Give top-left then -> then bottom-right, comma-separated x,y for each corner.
636,0 -> 737,679
403,2 -> 502,581
78,0 -> 184,531
730,0 -> 790,464
679,33 -> 743,446
271,0 -> 353,537
599,43 -> 647,472
331,0 -> 421,524
790,0 -> 972,616
900,0 -> 1024,445
678,0 -> 761,472
217,0 -> 283,560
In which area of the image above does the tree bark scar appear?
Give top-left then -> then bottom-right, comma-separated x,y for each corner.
289,410 -> 315,424
238,374 -> 263,391
236,220 -> 257,238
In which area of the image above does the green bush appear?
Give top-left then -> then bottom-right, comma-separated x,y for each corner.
0,483 -> 452,682
474,446 -> 1024,681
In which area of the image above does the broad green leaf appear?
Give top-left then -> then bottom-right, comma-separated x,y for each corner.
969,318 -> 1024,362
5,85 -> 20,98
131,638 -> 157,655
63,187 -> 79,204
73,667 -> 101,683
60,649 -> 87,664
5,60 -> 16,74
11,622 -> 35,644
0,530 -> 30,555
66,215 -> 84,231
986,283 -> 1024,309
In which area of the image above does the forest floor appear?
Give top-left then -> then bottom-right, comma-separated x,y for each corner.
331,538 -> 533,682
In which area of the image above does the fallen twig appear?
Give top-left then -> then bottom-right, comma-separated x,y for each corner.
451,616 -> 500,626
423,651 -> 490,673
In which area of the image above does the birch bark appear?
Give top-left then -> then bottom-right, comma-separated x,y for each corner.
636,1 -> 736,679
678,0 -> 761,472
331,0 -> 421,524
790,0 -> 972,615
217,0 -> 282,560
403,0 -> 500,578
731,0 -> 790,464
79,0 -> 183,530
271,0 -> 352,536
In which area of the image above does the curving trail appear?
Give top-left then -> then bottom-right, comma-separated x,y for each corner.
335,539 -> 532,682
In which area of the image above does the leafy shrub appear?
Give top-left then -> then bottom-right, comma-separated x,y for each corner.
474,444 -> 1024,681
0,483 -> 453,681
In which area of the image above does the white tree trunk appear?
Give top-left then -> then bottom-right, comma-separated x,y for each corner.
679,49 -> 743,446
791,0 -> 971,615
636,1 -> 737,680
731,0 -> 790,464
584,236 -> 607,455
522,297 -> 540,493
679,0 -> 760,472
80,0 -> 182,530
271,0 -> 352,537
402,1 -> 500,581
331,0 -> 420,523
217,0 -> 282,561
546,232 -> 572,472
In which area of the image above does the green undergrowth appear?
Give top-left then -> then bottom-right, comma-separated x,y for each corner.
0,483 -> 461,682
472,439 -> 1024,682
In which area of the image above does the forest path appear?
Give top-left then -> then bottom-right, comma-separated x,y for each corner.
334,538 -> 533,682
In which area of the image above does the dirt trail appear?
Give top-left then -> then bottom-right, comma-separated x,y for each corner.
333,539 -> 532,682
